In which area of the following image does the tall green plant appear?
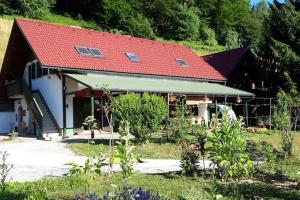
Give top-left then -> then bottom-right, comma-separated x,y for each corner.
116,121 -> 135,180
207,109 -> 253,181
273,90 -> 294,158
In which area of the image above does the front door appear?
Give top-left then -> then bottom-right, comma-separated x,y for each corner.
73,98 -> 91,129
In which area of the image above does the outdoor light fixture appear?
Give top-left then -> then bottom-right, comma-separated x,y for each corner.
236,95 -> 242,103
169,96 -> 176,102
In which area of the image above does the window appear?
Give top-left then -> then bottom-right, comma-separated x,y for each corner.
88,48 -> 104,57
75,46 -> 92,56
126,52 -> 140,62
176,59 -> 188,67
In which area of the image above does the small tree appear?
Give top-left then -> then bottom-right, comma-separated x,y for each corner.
82,116 -> 98,139
207,109 -> 253,181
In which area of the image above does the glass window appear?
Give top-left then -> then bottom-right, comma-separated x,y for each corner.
125,52 -> 140,62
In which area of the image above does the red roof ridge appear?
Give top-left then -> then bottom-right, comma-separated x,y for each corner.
15,18 -> 189,50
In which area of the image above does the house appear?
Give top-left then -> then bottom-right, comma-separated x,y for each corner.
0,19 -> 253,138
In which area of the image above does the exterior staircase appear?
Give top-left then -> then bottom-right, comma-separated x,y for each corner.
32,92 -> 59,136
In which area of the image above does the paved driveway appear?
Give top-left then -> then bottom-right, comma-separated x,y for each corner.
0,138 -> 85,182
0,137 -> 212,182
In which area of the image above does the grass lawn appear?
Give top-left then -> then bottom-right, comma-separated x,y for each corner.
2,171 -> 300,200
67,131 -> 300,160
0,18 -> 13,70
68,141 -> 182,159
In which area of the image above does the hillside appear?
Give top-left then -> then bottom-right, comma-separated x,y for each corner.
0,18 -> 13,71
0,13 -> 225,70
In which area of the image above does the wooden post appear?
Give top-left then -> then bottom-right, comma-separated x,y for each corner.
90,96 -> 95,117
167,93 -> 170,119
62,73 -> 66,136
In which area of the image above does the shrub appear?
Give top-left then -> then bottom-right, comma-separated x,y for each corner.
180,141 -> 199,176
207,109 -> 254,181
113,93 -> 167,143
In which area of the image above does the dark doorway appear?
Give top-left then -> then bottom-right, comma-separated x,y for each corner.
73,97 -> 91,129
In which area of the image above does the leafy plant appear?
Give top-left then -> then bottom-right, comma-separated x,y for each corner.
273,90 -> 294,158
0,151 -> 13,192
116,121 -> 135,180
260,142 -> 277,173
65,156 -> 108,195
82,116 -> 98,139
113,93 -> 167,143
180,141 -> 199,176
207,109 -> 254,181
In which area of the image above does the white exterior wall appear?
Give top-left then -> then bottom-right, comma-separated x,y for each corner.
32,74 -> 63,128
0,112 -> 15,133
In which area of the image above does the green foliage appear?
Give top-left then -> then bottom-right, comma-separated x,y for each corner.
82,116 -> 98,139
126,13 -> 155,40
180,141 -> 199,176
257,1 -> 300,93
163,4 -> 200,41
260,142 -> 277,174
0,151 -> 13,192
116,121 -> 135,180
163,106 -> 192,143
273,90 -> 294,158
199,25 -> 218,46
221,29 -> 241,49
207,109 -> 254,181
65,155 -> 107,195
0,0 -> 55,18
113,93 -> 167,143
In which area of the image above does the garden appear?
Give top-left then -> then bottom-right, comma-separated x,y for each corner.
0,91 -> 300,200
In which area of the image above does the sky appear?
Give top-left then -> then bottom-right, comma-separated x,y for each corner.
250,0 -> 285,5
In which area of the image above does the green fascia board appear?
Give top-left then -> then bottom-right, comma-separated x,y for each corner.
65,73 -> 254,97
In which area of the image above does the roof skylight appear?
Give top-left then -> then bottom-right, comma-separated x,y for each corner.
126,52 -> 140,62
75,46 -> 104,58
176,59 -> 188,67
75,46 -> 92,56
88,48 -> 104,57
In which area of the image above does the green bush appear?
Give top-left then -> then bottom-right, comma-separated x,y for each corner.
180,141 -> 199,176
207,109 -> 254,181
113,93 -> 167,143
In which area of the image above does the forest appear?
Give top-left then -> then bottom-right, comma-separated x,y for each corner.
0,0 -> 299,97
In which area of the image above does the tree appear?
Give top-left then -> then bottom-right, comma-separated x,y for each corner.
0,0 -> 56,18
162,4 -> 200,41
256,1 -> 300,92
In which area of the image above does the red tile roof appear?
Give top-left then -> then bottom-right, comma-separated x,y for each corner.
15,19 -> 226,81
203,47 -> 249,78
